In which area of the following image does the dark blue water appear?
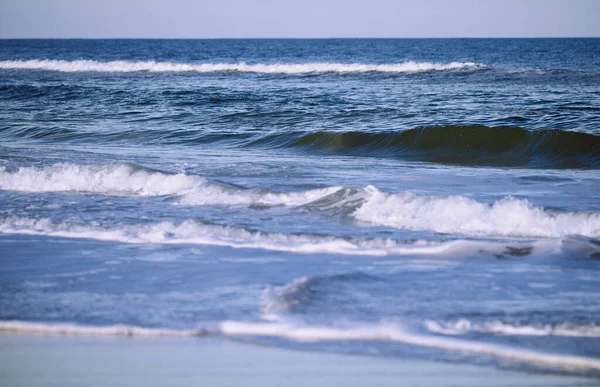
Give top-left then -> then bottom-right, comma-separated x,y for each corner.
1,39 -> 600,377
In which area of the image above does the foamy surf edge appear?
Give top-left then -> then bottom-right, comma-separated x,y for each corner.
221,321 -> 600,371
3,319 -> 600,371
0,60 -> 485,73
0,320 -> 204,337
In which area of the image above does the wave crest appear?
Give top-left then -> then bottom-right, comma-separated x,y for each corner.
353,186 -> 600,238
0,60 -> 484,74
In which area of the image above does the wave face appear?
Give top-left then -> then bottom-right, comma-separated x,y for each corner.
0,60 -> 484,73
253,126 -> 600,169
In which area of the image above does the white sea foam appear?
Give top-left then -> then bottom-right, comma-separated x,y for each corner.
0,163 -> 341,207
424,319 -> 600,338
219,320 -> 600,370
0,320 -> 203,337
0,216 -> 479,256
3,164 -> 599,239
352,185 -> 600,238
0,60 -> 484,74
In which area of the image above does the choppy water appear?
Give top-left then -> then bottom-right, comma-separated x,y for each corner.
1,39 -> 600,377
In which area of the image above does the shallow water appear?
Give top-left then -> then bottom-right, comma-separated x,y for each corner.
1,38 -> 599,377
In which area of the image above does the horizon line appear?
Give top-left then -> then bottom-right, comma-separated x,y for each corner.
1,36 -> 600,40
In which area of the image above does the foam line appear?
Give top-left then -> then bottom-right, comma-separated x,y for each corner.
0,60 -> 484,73
424,319 -> 600,338
0,216 -> 493,256
0,320 -> 203,337
219,321 -> 600,370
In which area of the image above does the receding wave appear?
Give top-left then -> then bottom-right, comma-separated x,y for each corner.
424,319 -> 600,338
3,319 -> 599,371
219,321 -> 600,371
250,126 -> 600,169
0,60 -> 484,74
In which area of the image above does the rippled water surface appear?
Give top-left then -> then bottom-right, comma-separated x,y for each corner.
1,39 -> 600,377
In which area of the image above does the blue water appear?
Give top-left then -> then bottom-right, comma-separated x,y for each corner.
1,39 -> 600,377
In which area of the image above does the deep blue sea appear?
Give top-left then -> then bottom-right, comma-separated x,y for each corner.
1,39 -> 600,377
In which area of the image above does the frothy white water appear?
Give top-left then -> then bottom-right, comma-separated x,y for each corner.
353,186 -> 600,238
0,320 -> 203,337
219,321 -> 600,370
0,216 -> 484,256
424,319 -> 600,338
0,163 -> 341,207
3,164 -> 599,239
0,163 -> 204,196
0,60 -> 484,74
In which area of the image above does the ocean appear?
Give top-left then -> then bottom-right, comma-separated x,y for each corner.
1,39 -> 599,378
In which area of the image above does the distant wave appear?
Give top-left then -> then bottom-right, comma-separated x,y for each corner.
2,163 -> 600,239
424,319 -> 600,338
0,59 -> 484,73
249,126 -> 600,169
3,319 -> 600,371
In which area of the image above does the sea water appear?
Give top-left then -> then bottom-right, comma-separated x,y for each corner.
1,39 -> 599,377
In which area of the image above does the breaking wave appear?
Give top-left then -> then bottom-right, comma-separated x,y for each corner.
2,163 -> 600,239
0,60 -> 484,74
0,163 -> 342,207
353,186 -> 600,238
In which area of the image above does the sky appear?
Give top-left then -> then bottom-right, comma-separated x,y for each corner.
1,0 -> 599,39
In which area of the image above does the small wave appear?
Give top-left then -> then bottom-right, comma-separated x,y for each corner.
260,272 -> 380,318
424,319 -> 600,338
219,320 -> 600,371
353,186 -> 600,238
250,126 -> 600,169
0,60 -> 484,74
